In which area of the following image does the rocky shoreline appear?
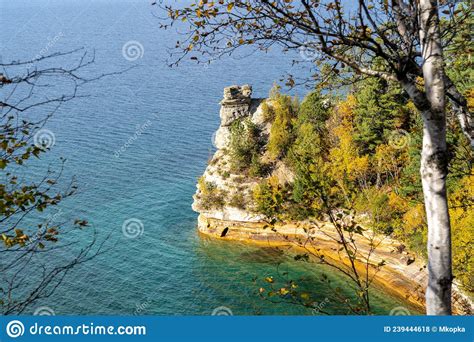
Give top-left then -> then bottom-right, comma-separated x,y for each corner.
193,85 -> 473,315
196,213 -> 473,315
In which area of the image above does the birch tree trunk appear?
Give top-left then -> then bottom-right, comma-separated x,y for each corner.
419,0 -> 452,315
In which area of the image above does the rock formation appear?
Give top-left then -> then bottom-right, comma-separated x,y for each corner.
193,84 -> 266,222
213,84 -> 264,149
192,85 -> 473,315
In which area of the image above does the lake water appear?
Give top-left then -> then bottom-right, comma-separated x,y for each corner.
1,0 -> 420,315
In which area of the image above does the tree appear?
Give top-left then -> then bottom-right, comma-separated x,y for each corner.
267,93 -> 298,160
353,77 -> 409,154
0,51 -> 107,314
157,0 -> 473,314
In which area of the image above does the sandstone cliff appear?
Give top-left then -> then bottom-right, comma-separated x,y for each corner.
192,85 -> 473,315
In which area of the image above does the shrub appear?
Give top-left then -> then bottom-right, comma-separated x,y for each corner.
220,170 -> 230,179
261,101 -> 276,122
197,177 -> 226,210
229,191 -> 246,210
229,118 -> 262,172
252,176 -> 285,218
297,91 -> 330,130
355,188 -> 405,235
267,95 -> 298,160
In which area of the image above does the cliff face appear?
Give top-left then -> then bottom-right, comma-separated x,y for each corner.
192,85 -> 473,315
192,84 -> 268,224
192,84 -> 293,226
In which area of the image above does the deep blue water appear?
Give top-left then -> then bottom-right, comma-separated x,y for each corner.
1,0 -> 420,315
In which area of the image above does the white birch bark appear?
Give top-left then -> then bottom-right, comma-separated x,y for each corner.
418,0 -> 452,315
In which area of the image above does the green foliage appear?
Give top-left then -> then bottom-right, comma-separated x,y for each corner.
228,118 -> 263,173
166,0 -> 474,304
197,177 -> 226,209
353,78 -> 409,154
289,166 -> 327,220
288,92 -> 330,166
249,81 -> 472,292
222,44 -> 474,293
261,101 -> 275,122
267,93 -> 298,160
444,4 -> 473,96
297,91 -> 330,130
229,191 -> 246,210
355,189 -> 403,235
449,173 -> 474,292
249,154 -> 268,177
252,176 -> 285,218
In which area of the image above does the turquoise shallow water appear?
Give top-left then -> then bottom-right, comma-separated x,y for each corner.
1,0 -> 421,315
